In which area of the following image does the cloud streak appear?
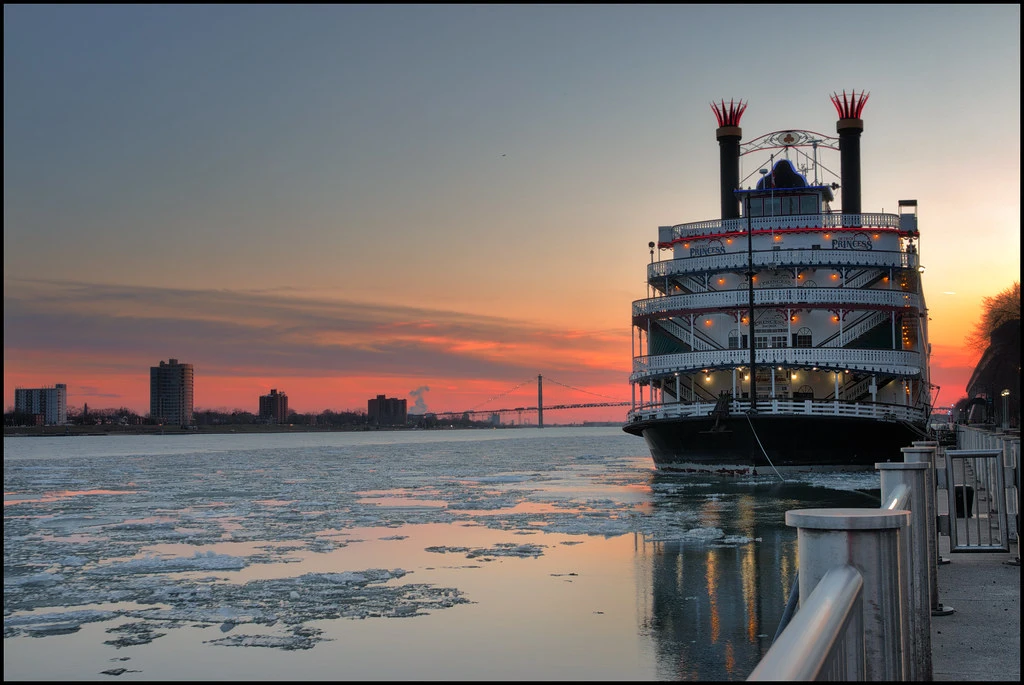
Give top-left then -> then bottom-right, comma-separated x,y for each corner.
4,278 -> 630,411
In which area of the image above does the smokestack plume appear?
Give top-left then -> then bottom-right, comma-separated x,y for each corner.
830,90 -> 869,215
408,386 -> 430,414
712,99 -> 746,220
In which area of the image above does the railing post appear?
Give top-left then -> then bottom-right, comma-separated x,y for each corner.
786,508 -> 910,681
904,441 -> 954,615
879,462 -> 933,681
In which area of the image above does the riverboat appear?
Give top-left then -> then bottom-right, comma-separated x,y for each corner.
623,92 -> 932,474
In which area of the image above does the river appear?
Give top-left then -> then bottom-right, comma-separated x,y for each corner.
3,427 -> 881,680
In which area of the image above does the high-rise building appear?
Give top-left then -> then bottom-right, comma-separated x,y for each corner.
14,384 -> 67,425
150,359 -> 194,426
367,394 -> 407,426
259,388 -> 289,424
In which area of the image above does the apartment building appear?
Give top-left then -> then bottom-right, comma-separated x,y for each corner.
14,383 -> 67,425
367,394 -> 407,426
259,388 -> 289,424
150,359 -> 194,426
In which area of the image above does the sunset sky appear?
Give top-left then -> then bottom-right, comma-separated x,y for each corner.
4,5 -> 1020,422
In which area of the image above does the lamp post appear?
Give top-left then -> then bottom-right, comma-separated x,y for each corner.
1001,389 -> 1010,431
736,190 -> 757,411
648,241 -> 655,298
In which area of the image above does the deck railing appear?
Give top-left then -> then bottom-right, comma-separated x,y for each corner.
648,248 -> 919,279
632,287 -> 920,319
630,348 -> 922,380
658,212 -> 903,245
627,398 -> 927,425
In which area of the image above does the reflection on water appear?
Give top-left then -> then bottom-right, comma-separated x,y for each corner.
640,477 -> 878,680
3,429 -> 883,681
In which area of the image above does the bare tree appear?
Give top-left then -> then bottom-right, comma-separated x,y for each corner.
965,281 -> 1020,352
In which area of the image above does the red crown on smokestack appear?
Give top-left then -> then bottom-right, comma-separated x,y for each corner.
711,99 -> 747,128
830,90 -> 870,120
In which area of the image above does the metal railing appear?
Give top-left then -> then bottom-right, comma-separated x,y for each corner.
748,429 -> 1019,680
627,398 -> 927,426
658,212 -> 903,244
648,247 -> 919,279
630,348 -> 922,380
632,287 -> 921,319
748,565 -> 865,680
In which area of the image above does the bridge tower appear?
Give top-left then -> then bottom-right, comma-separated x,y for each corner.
537,374 -> 543,429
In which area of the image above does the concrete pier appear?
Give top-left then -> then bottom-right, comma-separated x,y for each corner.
930,535 -> 1020,681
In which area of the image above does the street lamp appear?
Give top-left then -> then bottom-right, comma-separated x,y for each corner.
648,241 -> 655,298
744,188 -> 759,411
1001,389 -> 1010,431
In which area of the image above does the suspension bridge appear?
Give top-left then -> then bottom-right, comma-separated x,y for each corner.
430,375 -> 631,427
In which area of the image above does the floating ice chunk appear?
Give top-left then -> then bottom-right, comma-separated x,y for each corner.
680,527 -> 725,542
4,609 -> 117,638
5,572 -> 65,586
459,474 -> 536,484
85,551 -> 246,575
716,535 -> 757,545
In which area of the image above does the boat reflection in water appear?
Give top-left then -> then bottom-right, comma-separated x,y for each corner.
636,475 -> 879,680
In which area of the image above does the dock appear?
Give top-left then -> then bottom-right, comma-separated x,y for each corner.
931,535 -> 1020,681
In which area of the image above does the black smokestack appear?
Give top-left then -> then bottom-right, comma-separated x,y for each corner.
712,99 -> 746,220
830,90 -> 869,215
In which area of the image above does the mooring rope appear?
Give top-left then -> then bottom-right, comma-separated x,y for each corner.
745,411 -> 786,482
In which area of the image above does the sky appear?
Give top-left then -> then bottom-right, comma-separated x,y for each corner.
4,4 -> 1020,422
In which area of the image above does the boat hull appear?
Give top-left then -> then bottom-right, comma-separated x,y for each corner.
622,413 -> 925,474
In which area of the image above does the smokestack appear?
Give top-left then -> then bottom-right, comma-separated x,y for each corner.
830,90 -> 869,215
712,99 -> 746,220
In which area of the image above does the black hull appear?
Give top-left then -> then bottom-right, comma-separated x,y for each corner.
622,413 -> 926,474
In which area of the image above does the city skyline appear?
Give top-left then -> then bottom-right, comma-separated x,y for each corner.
4,5 -> 1020,423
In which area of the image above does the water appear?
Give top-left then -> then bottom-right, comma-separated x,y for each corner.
3,427 -> 881,680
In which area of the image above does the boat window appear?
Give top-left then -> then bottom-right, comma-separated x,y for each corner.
800,195 -> 819,214
728,330 -> 747,349
771,335 -> 788,348
747,198 -> 763,217
782,197 -> 801,215
766,197 -> 782,216
792,327 -> 812,348
755,335 -> 769,349
794,384 -> 814,399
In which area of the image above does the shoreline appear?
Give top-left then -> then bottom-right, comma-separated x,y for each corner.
3,422 -> 624,438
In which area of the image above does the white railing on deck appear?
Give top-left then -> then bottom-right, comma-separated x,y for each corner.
660,213 -> 902,244
648,249 -> 919,279
633,287 -> 920,319
630,348 -> 921,379
626,398 -> 927,425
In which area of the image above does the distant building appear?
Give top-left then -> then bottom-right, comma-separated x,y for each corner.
14,384 -> 67,425
259,388 -> 289,424
150,359 -> 194,426
368,394 -> 407,426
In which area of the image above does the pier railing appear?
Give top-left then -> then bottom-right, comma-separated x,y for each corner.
748,429 -> 1020,680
